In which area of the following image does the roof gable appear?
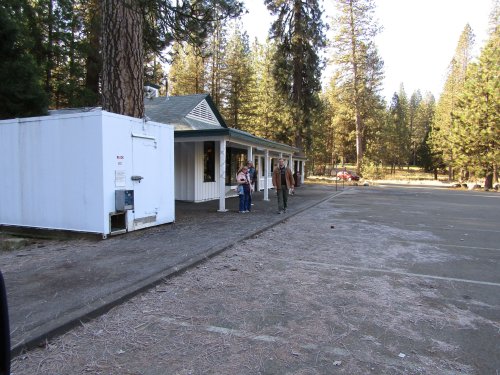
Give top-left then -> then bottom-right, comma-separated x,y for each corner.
187,100 -> 219,125
144,94 -> 227,130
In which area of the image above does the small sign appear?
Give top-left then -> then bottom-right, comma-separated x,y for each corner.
115,170 -> 126,187
116,155 -> 125,167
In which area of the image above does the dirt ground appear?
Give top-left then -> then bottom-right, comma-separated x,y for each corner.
10,187 -> 500,375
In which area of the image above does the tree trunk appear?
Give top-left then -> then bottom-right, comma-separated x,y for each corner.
348,1 -> 363,174
355,110 -> 363,173
101,0 -> 144,118
484,172 -> 493,190
292,0 -> 304,150
85,0 -> 101,105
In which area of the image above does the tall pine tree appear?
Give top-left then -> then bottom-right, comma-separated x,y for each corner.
249,39 -> 292,141
451,20 -> 499,187
330,0 -> 384,173
168,41 -> 207,95
221,22 -> 254,130
264,0 -> 326,151
205,16 -> 228,108
0,0 -> 48,118
429,24 -> 475,180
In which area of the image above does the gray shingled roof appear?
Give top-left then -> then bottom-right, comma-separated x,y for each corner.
145,94 -> 301,156
144,94 -> 227,130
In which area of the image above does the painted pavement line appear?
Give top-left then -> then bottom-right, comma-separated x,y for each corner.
370,239 -> 500,253
375,185 -> 500,198
386,222 -> 500,234
441,192 -> 500,198
375,184 -> 451,190
158,316 -> 288,344
306,232 -> 500,252
400,225 -> 500,234
156,316 -> 332,353
269,257 -> 500,287
436,243 -> 500,252
327,215 -> 500,234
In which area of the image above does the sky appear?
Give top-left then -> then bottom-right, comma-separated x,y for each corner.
241,0 -> 494,101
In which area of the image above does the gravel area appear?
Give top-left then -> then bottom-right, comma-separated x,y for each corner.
10,187 -> 500,375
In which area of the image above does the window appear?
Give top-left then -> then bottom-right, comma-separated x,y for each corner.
204,141 -> 215,182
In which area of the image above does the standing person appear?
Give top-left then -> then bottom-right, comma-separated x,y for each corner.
236,166 -> 252,213
245,163 -> 254,209
272,157 -> 295,214
247,161 -> 257,207
247,161 -> 257,191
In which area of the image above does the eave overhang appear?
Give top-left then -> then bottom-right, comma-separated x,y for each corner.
174,128 -> 300,155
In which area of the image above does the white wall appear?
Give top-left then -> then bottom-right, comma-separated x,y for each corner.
174,142 -> 196,201
100,112 -> 175,231
0,113 -> 105,232
174,141 -> 221,202
195,141 -> 220,202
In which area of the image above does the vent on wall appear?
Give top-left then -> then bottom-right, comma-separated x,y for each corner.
144,85 -> 159,99
186,100 -> 219,125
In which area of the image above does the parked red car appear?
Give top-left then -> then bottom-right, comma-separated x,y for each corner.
336,170 -> 360,181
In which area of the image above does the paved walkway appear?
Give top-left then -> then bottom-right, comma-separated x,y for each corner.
1,183 -> 343,355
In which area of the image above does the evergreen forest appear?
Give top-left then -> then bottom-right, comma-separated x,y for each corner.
1,0 -> 498,186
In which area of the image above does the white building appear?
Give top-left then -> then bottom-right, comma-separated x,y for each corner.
145,94 -> 306,212
0,109 -> 174,237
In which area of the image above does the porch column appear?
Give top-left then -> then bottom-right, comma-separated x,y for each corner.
247,146 -> 253,163
264,149 -> 270,200
289,154 -> 294,171
218,139 -> 227,212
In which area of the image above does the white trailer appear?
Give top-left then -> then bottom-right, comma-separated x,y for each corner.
0,109 -> 174,237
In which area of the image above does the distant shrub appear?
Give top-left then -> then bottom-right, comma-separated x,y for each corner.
362,161 -> 384,180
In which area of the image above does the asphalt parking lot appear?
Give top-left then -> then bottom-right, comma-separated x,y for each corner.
8,184 -> 500,374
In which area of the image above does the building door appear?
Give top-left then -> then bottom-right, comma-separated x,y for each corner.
131,135 -> 159,230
